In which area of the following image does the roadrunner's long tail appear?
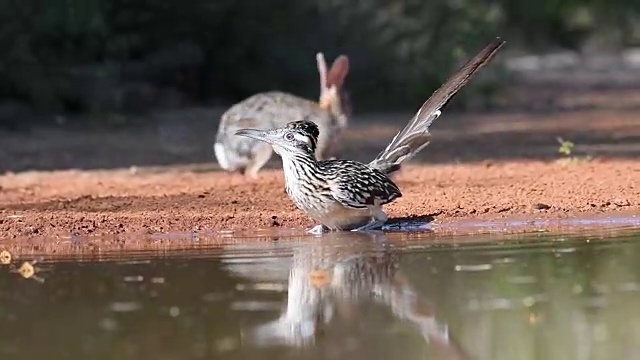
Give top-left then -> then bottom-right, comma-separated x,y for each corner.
368,37 -> 506,175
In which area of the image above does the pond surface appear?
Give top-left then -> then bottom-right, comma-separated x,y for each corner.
1,228 -> 640,360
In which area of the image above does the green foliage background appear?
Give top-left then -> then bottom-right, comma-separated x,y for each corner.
0,0 -> 638,123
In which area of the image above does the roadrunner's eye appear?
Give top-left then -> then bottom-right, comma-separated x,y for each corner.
284,132 -> 295,141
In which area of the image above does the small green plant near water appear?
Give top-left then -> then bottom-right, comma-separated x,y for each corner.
556,137 -> 592,164
557,137 -> 575,156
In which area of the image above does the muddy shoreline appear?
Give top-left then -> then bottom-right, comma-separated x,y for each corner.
1,211 -> 638,260
2,102 -> 640,255
1,158 -> 639,253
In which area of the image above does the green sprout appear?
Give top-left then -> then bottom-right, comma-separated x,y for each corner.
556,137 -> 592,164
556,137 -> 575,156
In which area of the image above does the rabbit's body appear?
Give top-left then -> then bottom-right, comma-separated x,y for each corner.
214,91 -> 345,174
214,53 -> 350,178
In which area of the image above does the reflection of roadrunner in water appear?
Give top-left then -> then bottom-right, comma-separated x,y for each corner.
243,232 -> 469,359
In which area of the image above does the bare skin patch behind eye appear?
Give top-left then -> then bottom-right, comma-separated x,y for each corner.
293,133 -> 311,145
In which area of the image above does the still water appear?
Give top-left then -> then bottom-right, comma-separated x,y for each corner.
1,229 -> 640,360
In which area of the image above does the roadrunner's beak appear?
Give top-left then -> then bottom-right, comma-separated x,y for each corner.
234,129 -> 276,144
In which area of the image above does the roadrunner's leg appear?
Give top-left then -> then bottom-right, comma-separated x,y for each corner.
352,206 -> 388,232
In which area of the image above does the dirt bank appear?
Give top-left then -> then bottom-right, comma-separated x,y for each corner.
1,152 -> 639,240
2,157 -> 639,232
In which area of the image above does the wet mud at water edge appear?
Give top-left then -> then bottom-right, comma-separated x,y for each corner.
1,229 -> 640,360
0,213 -> 638,258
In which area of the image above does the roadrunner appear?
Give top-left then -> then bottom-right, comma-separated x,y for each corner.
235,38 -> 505,233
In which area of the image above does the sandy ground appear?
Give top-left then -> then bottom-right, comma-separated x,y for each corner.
1,157 -> 638,238
2,82 -> 640,254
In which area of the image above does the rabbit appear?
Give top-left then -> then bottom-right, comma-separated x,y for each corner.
213,52 -> 351,178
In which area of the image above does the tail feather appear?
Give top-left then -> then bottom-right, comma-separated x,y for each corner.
368,37 -> 506,175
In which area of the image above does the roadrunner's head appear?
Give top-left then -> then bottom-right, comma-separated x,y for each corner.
235,120 -> 320,159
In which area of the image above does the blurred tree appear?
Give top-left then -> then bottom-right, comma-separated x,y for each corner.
0,0 -> 637,125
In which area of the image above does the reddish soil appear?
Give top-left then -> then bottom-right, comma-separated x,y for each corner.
2,95 -> 640,256
1,157 -> 638,239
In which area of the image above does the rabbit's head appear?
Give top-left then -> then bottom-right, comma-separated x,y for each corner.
317,53 -> 351,128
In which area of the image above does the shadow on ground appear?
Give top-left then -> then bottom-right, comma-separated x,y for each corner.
2,86 -> 640,173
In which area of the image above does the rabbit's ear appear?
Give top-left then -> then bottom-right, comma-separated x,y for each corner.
316,52 -> 329,94
326,55 -> 350,90
317,53 -> 351,117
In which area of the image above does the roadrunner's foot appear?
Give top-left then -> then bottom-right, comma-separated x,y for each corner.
308,224 -> 330,234
351,220 -> 386,232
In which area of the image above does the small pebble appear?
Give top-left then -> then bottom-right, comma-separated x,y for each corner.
613,199 -> 631,207
533,203 -> 551,210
